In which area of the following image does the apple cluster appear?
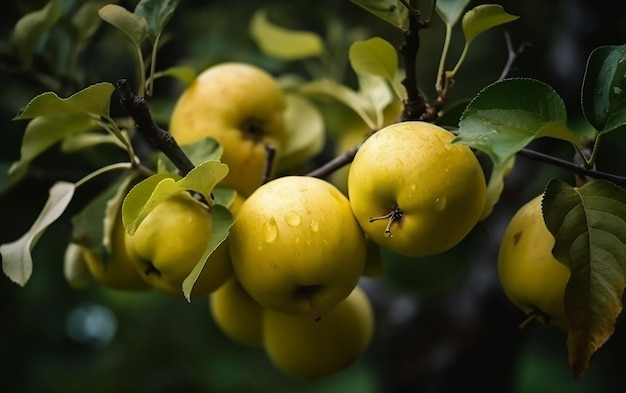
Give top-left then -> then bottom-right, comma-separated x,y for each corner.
67,62 -> 493,380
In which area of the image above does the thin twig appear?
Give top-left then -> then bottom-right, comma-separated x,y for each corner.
518,148 -> 626,186
306,142 -> 362,179
498,32 -> 531,81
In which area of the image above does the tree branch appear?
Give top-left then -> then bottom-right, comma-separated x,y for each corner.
306,142 -> 362,179
400,13 -> 427,121
518,148 -> 626,186
117,79 -> 195,176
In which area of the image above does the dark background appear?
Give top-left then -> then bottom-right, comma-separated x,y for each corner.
2,0 -> 626,392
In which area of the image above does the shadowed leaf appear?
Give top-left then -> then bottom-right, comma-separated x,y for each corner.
543,179 -> 626,377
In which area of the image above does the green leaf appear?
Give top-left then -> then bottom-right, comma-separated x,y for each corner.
14,82 -> 116,119
156,160 -> 228,202
349,37 -> 398,82
1,181 -> 75,286
357,73 -> 394,129
98,4 -> 148,49
581,44 -> 626,134
122,161 -> 228,235
455,78 -> 581,165
182,204 -> 233,301
12,0 -> 62,67
436,0 -> 471,25
153,65 -> 197,87
212,187 -> 237,208
250,9 -> 324,60
349,0 -> 409,30
299,79 -> 376,130
71,1 -> 105,44
122,172 -> 179,235
462,4 -> 519,44
480,155 -> 515,220
157,137 -> 223,174
61,131 -> 128,153
9,114 -> 98,176
278,93 -> 325,170
134,0 -> 180,43
349,37 -> 404,101
542,178 -> 626,377
71,174 -> 137,255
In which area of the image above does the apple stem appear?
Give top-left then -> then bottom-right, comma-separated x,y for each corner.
261,143 -> 276,185
306,293 -> 322,322
518,310 -> 538,330
369,205 -> 403,238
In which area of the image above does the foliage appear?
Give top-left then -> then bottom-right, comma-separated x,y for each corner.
2,0 -> 626,390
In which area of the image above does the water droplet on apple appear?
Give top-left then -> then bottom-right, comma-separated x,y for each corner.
285,211 -> 301,226
434,196 -> 447,211
263,218 -> 278,243
310,219 -> 319,232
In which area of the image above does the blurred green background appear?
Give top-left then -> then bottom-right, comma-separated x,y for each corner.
2,0 -> 626,392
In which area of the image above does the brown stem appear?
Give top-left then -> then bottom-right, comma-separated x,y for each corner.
302,287 -> 322,322
518,148 -> 626,186
518,311 -> 537,330
261,143 -> 276,185
400,14 -> 427,121
306,142 -> 362,179
117,79 -> 195,176
369,204 -> 404,238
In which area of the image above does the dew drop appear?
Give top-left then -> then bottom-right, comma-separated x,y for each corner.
285,211 -> 301,226
434,196 -> 447,211
263,218 -> 278,243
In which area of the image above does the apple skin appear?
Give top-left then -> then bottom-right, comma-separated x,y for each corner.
81,207 -> 152,291
263,285 -> 374,380
169,62 -> 286,197
348,121 -> 486,257
228,176 -> 367,318
209,276 -> 264,346
125,192 -> 233,299
498,193 -> 570,331
63,242 -> 93,289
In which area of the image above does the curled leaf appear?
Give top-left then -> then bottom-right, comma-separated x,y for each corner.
462,4 -> 519,45
250,9 -> 324,60
134,0 -> 180,43
349,0 -> 409,30
581,44 -> 626,134
122,161 -> 228,235
98,4 -> 148,48
1,181 -> 75,286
